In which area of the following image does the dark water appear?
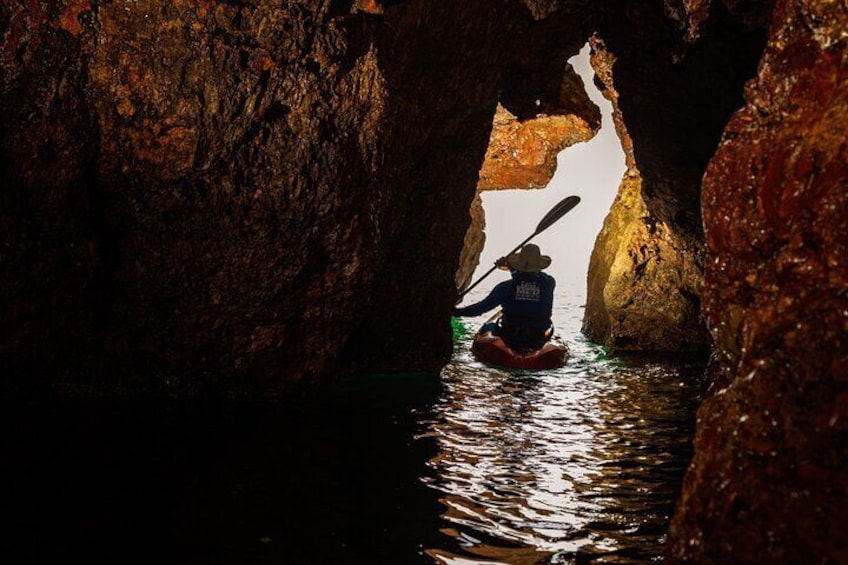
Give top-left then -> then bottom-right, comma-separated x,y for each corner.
0,296 -> 704,564
0,378 -> 443,564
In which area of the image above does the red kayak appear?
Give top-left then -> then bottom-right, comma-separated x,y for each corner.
471,331 -> 569,370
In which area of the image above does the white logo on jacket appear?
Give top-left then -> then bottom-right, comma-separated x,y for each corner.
515,281 -> 541,301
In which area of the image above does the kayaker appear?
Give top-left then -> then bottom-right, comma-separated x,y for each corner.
453,244 -> 555,350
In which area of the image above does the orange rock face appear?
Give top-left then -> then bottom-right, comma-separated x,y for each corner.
477,65 -> 600,191
477,103 -> 596,191
455,194 -> 487,292
456,63 -> 599,289
667,0 -> 848,561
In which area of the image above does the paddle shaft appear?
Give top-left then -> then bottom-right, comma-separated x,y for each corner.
457,195 -> 580,300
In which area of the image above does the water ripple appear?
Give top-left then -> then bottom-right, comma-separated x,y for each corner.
422,295 -> 705,564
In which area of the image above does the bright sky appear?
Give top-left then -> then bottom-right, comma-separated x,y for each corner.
472,44 -> 626,300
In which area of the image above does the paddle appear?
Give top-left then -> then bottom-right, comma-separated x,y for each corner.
457,195 -> 581,300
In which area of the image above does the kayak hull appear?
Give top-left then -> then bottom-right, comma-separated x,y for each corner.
471,331 -> 569,370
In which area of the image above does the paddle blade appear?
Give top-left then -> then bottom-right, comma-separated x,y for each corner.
535,195 -> 580,234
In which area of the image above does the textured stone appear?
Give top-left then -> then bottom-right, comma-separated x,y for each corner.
582,3 -> 768,353
455,194 -> 486,292
667,0 -> 848,561
0,0 -> 598,394
477,68 -> 600,192
2,0 -> 403,395
353,0 -> 385,15
477,102 -> 592,191
584,173 -> 709,352
664,0 -> 773,45
519,0 -> 565,20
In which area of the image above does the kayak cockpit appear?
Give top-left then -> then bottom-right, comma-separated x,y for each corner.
471,330 -> 569,370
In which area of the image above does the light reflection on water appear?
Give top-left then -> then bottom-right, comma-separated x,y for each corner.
423,286 -> 705,564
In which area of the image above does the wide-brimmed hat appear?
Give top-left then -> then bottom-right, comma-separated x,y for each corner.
507,244 -> 551,273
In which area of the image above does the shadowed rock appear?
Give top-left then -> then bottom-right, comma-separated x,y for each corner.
582,2 -> 767,354
667,0 -> 848,561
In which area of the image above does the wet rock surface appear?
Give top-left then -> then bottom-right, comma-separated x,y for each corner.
667,0 -> 848,561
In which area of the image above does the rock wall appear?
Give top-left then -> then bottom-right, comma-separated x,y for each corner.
584,171 -> 710,352
1,0 -> 401,395
0,0 -> 600,394
667,0 -> 848,561
582,1 -> 769,353
583,35 -> 708,353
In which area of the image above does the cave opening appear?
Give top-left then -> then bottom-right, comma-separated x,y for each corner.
451,0 -> 772,359
3,0 -> 844,562
460,44 -> 625,343
439,48 -> 710,562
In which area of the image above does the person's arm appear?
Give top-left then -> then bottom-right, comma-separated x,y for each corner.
453,281 -> 509,317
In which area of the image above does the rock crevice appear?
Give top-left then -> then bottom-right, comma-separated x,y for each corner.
581,2 -> 768,353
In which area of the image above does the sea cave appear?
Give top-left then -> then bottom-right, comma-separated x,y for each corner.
1,0 -> 846,563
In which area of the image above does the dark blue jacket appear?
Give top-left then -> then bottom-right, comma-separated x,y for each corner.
454,271 -> 555,329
